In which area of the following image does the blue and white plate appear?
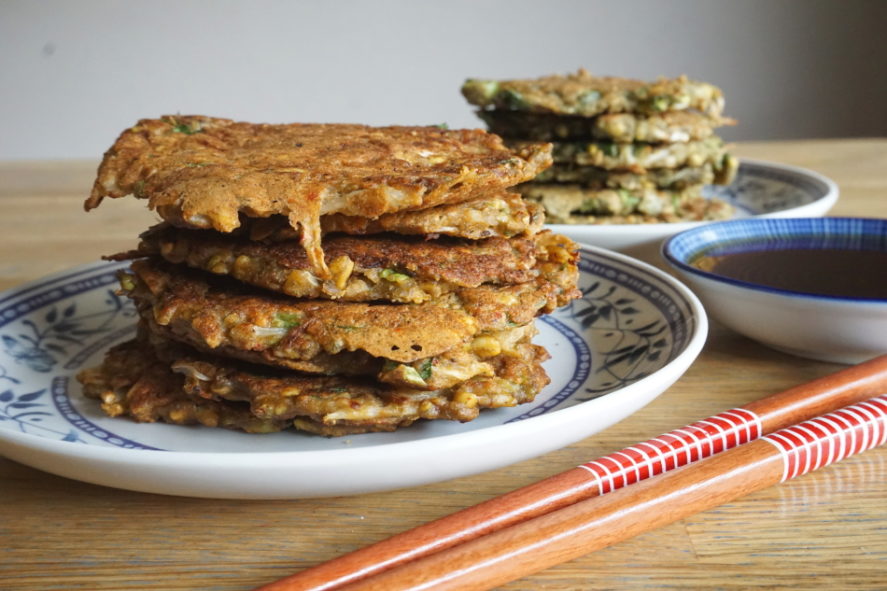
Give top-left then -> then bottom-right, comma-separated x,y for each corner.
0,246 -> 706,498
549,159 -> 839,260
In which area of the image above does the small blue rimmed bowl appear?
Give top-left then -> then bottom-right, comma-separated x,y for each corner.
662,217 -> 887,364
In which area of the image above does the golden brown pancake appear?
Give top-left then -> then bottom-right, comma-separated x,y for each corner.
478,110 -> 734,143
85,116 -> 552,276
518,183 -> 714,220
227,192 -> 544,242
121,235 -> 578,365
78,337 -> 550,436
123,258 -> 480,365
525,193 -> 734,225
515,137 -> 728,172
317,192 -> 545,240
78,115 -> 583,437
534,158 -> 738,189
462,70 -> 725,117
129,224 -> 543,303
142,317 -> 538,390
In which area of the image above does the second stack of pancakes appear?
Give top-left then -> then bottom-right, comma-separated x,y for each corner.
462,69 -> 738,224
78,115 -> 580,436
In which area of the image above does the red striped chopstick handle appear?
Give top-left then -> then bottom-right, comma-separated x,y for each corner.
580,408 -> 761,493
580,354 -> 887,495
764,396 -> 887,481
340,396 -> 887,591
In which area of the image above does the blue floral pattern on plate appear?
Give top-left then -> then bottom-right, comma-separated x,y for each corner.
0,248 -> 700,451
703,160 -> 832,216
0,265 -> 136,441
0,248 -> 705,498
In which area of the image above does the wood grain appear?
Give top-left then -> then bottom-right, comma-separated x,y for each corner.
333,397 -> 886,590
1,140 -> 887,590
259,356 -> 887,591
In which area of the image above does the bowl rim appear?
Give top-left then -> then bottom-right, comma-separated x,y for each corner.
661,216 -> 887,303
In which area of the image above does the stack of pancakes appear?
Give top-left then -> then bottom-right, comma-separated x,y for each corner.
461,70 -> 738,224
77,115 -> 581,436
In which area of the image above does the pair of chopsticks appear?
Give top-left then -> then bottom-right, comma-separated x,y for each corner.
258,354 -> 887,591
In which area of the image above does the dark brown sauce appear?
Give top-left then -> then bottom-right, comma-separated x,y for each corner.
691,248 -> 887,299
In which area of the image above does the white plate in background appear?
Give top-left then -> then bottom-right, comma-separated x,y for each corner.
548,159 -> 839,262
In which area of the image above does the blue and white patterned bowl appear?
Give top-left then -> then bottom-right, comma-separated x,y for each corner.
662,217 -> 887,364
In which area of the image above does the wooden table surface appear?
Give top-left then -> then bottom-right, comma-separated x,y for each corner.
1,139 -> 885,590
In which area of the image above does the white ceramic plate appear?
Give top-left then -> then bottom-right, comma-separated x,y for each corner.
548,159 -> 839,262
0,245 -> 706,499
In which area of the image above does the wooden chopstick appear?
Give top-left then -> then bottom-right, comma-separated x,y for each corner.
256,354 -> 887,591
336,395 -> 887,590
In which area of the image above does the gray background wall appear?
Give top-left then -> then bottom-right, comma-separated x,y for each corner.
2,0 -> 886,160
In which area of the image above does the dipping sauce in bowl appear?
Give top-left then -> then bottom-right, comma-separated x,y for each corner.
691,246 -> 887,299
662,217 -> 887,364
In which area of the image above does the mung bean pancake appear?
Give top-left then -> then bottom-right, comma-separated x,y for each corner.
79,337 -> 550,436
462,70 -> 725,117
121,246 -> 578,365
131,224 -> 544,303
527,194 -> 734,225
78,114 -> 582,437
533,158 -> 737,189
518,183 -> 713,220
522,137 -> 728,172
143,316 -> 538,390
316,192 -> 544,240
478,110 -> 733,143
85,115 -> 552,275
231,193 -> 545,242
